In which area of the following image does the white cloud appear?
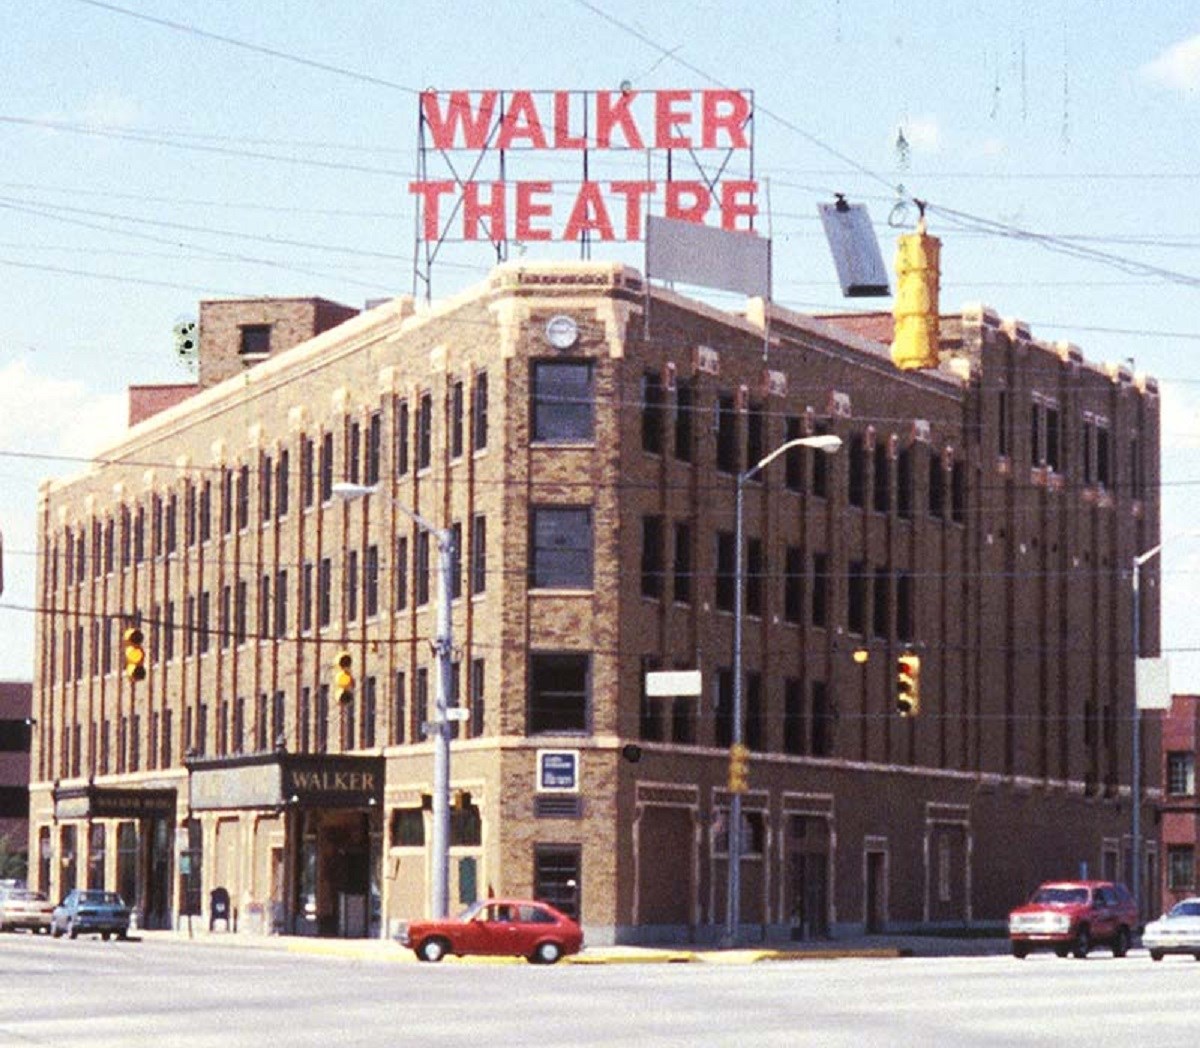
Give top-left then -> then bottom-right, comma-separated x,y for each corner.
0,359 -> 126,458
1158,380 -> 1200,450
1141,34 -> 1200,92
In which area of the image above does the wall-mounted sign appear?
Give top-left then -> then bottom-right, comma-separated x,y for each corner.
537,749 -> 580,793
411,89 -> 757,247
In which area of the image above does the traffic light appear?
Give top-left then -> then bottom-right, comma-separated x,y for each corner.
123,627 -> 147,682
890,217 -> 941,371
334,650 -> 355,703
728,742 -> 750,794
896,653 -> 921,716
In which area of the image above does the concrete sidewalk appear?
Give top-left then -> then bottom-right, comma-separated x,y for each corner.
136,927 -> 1008,965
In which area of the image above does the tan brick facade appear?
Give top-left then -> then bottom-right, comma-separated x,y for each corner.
31,261 -> 1161,944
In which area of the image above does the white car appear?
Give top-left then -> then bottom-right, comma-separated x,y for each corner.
1143,898 -> 1200,961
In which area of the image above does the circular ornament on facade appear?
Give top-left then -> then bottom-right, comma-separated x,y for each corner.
544,314 -> 579,349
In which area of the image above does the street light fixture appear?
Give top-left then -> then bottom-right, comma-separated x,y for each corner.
725,434 -> 842,946
332,481 -> 456,919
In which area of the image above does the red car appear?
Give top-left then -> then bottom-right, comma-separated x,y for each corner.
1008,880 -> 1138,959
400,898 -> 583,964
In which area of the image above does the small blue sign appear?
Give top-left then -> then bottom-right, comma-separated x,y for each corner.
538,750 -> 579,792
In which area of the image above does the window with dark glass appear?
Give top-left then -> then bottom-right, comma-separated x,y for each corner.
272,691 -> 285,749
361,677 -> 376,749
472,372 -> 488,452
347,420 -> 361,485
396,399 -> 410,476
715,392 -> 737,473
395,535 -> 409,610
951,459 -> 966,523
873,442 -> 889,512
529,507 -> 593,589
365,545 -> 379,617
746,537 -> 764,617
199,480 -> 212,541
416,530 -> 431,606
673,522 -> 692,605
391,807 -> 424,847
237,465 -> 250,528
274,570 -> 287,638
534,845 -> 581,920
415,668 -> 428,738
641,515 -> 665,599
811,553 -> 828,628
276,449 -> 289,518
528,653 -> 589,734
199,590 -> 211,653
784,416 -> 803,491
928,451 -> 945,518
1168,752 -> 1195,796
783,678 -> 805,755
221,584 -> 232,648
451,382 -> 464,459
239,324 -> 270,356
301,437 -> 314,509
896,571 -> 914,642
811,680 -> 833,757
847,561 -> 867,635
259,454 -> 272,521
450,522 -> 462,600
873,567 -> 889,638
165,494 -> 177,553
392,671 -> 407,745
417,392 -> 432,470
347,550 -> 359,622
532,360 -> 594,442
318,558 -> 332,628
1097,425 -> 1110,489
848,432 -> 865,507
367,411 -> 382,484
221,469 -> 233,535
897,446 -> 913,519
470,515 -> 487,595
184,485 -> 196,547
315,686 -> 329,754
319,433 -> 334,502
745,672 -> 763,750
470,659 -> 485,737
715,668 -> 732,747
674,378 -> 693,462
746,400 -> 765,472
715,531 -> 736,612
235,580 -> 248,644
642,370 -> 665,454
784,546 -> 803,624
258,575 -> 270,638
301,564 -> 313,633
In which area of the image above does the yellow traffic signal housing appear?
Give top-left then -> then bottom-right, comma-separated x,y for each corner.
334,650 -> 355,703
890,218 -> 941,371
123,627 -> 147,682
896,653 -> 921,716
728,742 -> 750,794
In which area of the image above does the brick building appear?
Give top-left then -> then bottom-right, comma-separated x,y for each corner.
1158,694 -> 1200,912
31,261 -> 1161,942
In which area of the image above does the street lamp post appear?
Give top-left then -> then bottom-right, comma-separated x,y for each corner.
333,482 -> 456,919
725,434 -> 841,946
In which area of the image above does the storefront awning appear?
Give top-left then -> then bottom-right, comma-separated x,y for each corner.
186,753 -> 384,812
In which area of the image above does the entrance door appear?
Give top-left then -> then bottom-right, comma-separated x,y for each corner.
143,816 -> 173,929
787,816 -> 830,940
313,810 -> 372,938
865,850 -> 886,933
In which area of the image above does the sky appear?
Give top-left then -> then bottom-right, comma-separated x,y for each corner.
3,0 -> 1200,690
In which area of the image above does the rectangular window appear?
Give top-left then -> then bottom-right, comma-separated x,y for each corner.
951,460 -> 966,523
299,687 -> 311,752
256,693 -> 268,752
320,433 -> 334,502
134,505 -> 146,562
1168,846 -> 1195,891
897,571 -> 914,643
392,671 -> 406,745
390,808 -> 425,848
811,681 -> 833,757
812,553 -> 828,628
165,494 -> 177,553
1168,752 -> 1196,796
415,531 -> 431,606
783,678 -> 805,755
812,422 -> 830,498
847,561 -> 867,635
301,437 -> 315,509
715,392 -> 737,473
272,691 -> 285,750
929,451 -> 945,519
275,569 -> 287,638
366,411 -> 382,484
1097,425 -> 1110,489
641,370 -> 665,454
450,522 -> 463,601
470,515 -> 487,595
1046,406 -> 1060,471
715,531 -> 736,612
470,659 -> 485,737
301,563 -> 313,633
784,416 -> 803,491
164,601 -> 176,661
220,584 -> 232,649
530,507 -> 593,589
237,465 -> 250,529
745,672 -> 763,751
347,550 -> 359,622
233,696 -> 246,753
746,400 -> 765,472
361,677 -> 377,749
873,567 -> 890,638
784,546 -> 803,624
715,668 -> 732,747
347,420 -> 361,485
745,537 -> 764,617
396,399 -> 410,476
239,324 -> 270,356
532,360 -> 594,442
534,845 -> 581,920
259,453 -> 272,521
873,442 -> 889,513
199,590 -> 211,654
276,449 -> 289,518
415,669 -> 428,737
848,433 -> 865,508
199,480 -> 212,542
998,389 -> 1010,457
472,372 -> 488,452
673,522 -> 692,605
528,653 -> 589,734
315,686 -> 329,754
451,382 -> 464,459
394,535 -> 409,611
235,581 -> 248,644
674,378 -> 693,462
220,469 -> 233,535
417,392 -> 433,470
365,545 -> 379,618
318,558 -> 332,628
897,446 -> 913,519
641,515 -> 665,599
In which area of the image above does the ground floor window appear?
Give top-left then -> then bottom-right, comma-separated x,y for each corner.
534,844 -> 580,920
87,824 -> 106,889
117,822 -> 138,907
1168,845 -> 1195,891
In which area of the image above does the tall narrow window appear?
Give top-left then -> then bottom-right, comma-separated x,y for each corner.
897,446 -> 913,519
366,410 -> 382,484
811,553 -> 828,628
318,558 -> 332,628
848,433 -> 865,507
416,531 -> 431,606
746,400 -> 765,473
392,671 -> 407,745
641,515 -> 665,599
394,535 -> 409,611
365,545 -> 379,618
259,454 -> 272,521
275,569 -> 287,638
472,372 -> 488,452
847,561 -> 867,635
346,550 -> 359,622
470,515 -> 487,595
929,451 -> 945,519
396,399 -> 410,476
715,392 -> 737,473
673,522 -> 692,605
301,437 -> 315,509
450,522 -> 463,600
784,416 -> 803,491
276,449 -> 289,519
674,378 -> 693,462
873,442 -> 890,512
641,370 -> 665,454
470,659 -> 485,737
784,546 -> 803,624
347,420 -> 361,484
451,382 -> 464,459
745,537 -> 764,617
319,433 -> 334,502
715,531 -> 736,612
417,393 -> 433,470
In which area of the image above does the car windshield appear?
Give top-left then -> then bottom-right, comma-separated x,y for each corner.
1168,901 -> 1200,918
10,890 -> 44,901
79,891 -> 122,905
1031,887 -> 1088,906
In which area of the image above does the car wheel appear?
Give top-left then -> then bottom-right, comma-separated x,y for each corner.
1011,942 -> 1029,959
1071,926 -> 1090,959
102,932 -> 111,942
417,937 -> 448,963
1150,950 -> 1164,961
531,941 -> 562,965
1112,927 -> 1130,958
1054,946 -> 1069,958
68,920 -> 78,940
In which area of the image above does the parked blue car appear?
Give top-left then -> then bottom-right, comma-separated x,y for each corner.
50,890 -> 131,941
